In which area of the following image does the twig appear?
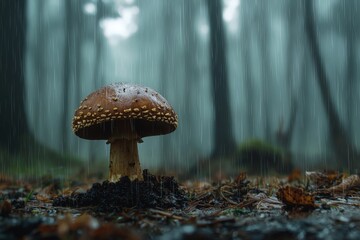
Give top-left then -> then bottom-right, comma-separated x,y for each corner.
219,188 -> 239,205
148,209 -> 185,221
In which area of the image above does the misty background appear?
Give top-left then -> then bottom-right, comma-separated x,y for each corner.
1,0 -> 360,177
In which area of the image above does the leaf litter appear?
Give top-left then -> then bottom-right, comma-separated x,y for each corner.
1,170 -> 360,239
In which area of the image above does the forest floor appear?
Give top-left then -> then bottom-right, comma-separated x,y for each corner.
1,169 -> 360,240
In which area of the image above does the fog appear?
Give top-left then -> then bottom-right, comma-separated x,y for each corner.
2,0 -> 360,176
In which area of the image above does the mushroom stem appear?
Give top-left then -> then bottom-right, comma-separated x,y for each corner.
109,139 -> 143,182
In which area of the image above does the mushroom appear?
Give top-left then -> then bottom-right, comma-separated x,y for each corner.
72,83 -> 178,182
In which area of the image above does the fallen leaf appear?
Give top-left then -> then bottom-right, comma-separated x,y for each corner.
57,213 -> 99,237
70,214 -> 99,230
235,172 -> 247,185
0,175 -> 17,190
90,223 -> 141,240
0,200 -> 12,216
288,169 -> 301,182
36,184 -> 58,202
306,171 -> 342,189
277,186 -> 316,209
326,175 -> 360,194
37,224 -> 58,235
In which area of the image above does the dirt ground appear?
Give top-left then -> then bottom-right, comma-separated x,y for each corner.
1,170 -> 360,240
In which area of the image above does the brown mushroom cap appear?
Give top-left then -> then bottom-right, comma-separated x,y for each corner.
72,83 -> 178,140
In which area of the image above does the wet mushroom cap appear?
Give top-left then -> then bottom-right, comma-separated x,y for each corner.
72,83 -> 178,140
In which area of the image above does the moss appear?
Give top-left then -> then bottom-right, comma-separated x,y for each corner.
238,139 -> 283,155
236,139 -> 292,175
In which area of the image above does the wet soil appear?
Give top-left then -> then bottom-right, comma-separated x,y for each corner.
2,205 -> 360,240
53,170 -> 186,211
1,171 -> 360,239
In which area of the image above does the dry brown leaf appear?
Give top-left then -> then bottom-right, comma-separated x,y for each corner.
306,171 -> 342,188
56,214 -> 100,237
326,175 -> 360,194
37,224 -> 58,235
277,186 -> 316,208
57,214 -> 73,236
0,174 -> 13,190
0,175 -> 23,190
60,188 -> 75,196
288,169 -> 302,182
235,172 -> 247,185
36,194 -> 52,202
36,184 -> 59,202
60,185 -> 89,197
70,214 -> 99,230
90,223 -> 141,240
0,200 -> 12,216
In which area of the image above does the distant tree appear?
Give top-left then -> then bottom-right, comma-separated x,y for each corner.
0,0 -> 30,152
88,0 -> 106,162
74,0 -> 83,105
317,0 -> 359,138
33,1 -> 46,135
305,0 -> 359,168
182,0 -> 200,157
255,1 -> 272,141
206,0 -> 236,157
239,1 -> 255,137
276,1 -> 303,150
345,27 -> 356,135
276,98 -> 298,150
93,0 -> 106,89
61,0 -> 73,152
331,0 -> 359,137
159,0 -> 175,166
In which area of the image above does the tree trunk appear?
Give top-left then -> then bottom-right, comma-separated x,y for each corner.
276,98 -> 298,150
74,0 -> 83,103
305,0 -> 358,168
61,0 -> 73,152
259,24 -> 272,142
277,1 -> 300,150
345,34 -> 355,136
0,0 -> 30,152
159,0 -> 174,168
207,0 -> 236,157
88,0 -> 105,163
93,0 -> 105,89
34,1 -> 46,136
240,3 -> 255,137
182,0 -> 200,159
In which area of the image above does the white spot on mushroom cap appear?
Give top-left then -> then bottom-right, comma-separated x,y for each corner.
72,83 -> 179,134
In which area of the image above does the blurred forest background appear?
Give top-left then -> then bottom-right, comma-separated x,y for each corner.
1,0 -> 360,178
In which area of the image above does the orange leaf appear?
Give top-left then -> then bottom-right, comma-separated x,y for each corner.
277,186 -> 316,208
288,169 -> 301,182
235,172 -> 247,185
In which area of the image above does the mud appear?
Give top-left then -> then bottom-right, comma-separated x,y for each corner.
53,170 -> 187,211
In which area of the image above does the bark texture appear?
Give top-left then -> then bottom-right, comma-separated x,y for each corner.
207,0 -> 236,157
0,0 -> 29,151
